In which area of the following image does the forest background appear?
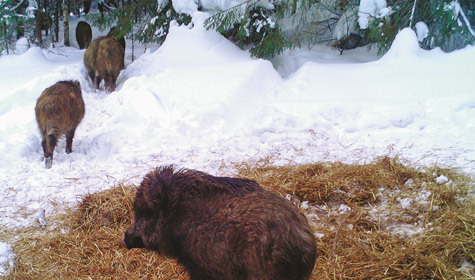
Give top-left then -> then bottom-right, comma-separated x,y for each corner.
1,0 -> 474,58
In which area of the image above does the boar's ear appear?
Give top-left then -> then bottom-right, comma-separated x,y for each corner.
139,166 -> 177,211
164,169 -> 221,207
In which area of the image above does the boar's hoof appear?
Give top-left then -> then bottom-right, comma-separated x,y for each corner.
45,157 -> 52,169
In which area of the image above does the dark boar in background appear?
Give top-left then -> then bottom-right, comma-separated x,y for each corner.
108,26 -> 126,50
335,33 -> 369,55
122,166 -> 317,280
83,0 -> 92,14
34,10 -> 52,45
35,81 -> 85,169
84,36 -> 124,93
76,21 -> 92,49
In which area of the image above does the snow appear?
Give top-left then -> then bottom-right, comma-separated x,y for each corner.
415,22 -> 429,42
338,204 -> 352,214
167,0 -> 250,14
333,7 -> 359,41
0,242 -> 14,276
379,27 -> 421,59
156,0 -> 170,12
358,0 -> 388,29
172,0 -> 198,15
0,15 -> 474,275
436,175 -> 449,184
14,37 -> 29,54
398,197 -> 412,209
459,259 -> 475,273
200,0 -> 248,11
314,232 -> 325,239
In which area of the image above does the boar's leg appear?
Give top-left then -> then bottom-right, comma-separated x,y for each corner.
94,75 -> 102,90
41,138 -> 47,156
41,137 -> 50,168
44,134 -> 57,169
65,128 -> 76,154
88,71 -> 101,90
104,74 -> 116,93
45,157 -> 52,169
88,71 -> 94,82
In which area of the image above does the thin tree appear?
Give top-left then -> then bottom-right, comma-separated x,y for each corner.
63,0 -> 69,46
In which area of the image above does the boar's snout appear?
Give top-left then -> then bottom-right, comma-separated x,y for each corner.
122,231 -> 145,249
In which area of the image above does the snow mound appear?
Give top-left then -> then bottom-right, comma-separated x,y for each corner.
126,23 -> 249,77
382,28 -> 421,60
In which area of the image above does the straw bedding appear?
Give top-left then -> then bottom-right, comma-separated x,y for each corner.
7,157 -> 474,279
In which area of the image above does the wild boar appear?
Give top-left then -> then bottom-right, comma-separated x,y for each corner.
34,10 -> 52,44
35,80 -> 85,169
76,21 -> 92,49
122,166 -> 317,280
107,26 -> 126,51
83,0 -> 92,14
335,33 -> 369,55
84,36 -> 124,93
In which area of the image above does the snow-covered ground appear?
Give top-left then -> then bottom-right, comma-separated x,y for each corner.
0,12 -> 474,275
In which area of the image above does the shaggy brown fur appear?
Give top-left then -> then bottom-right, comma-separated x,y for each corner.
35,80 -> 85,169
76,21 -> 92,49
122,166 -> 317,280
84,36 -> 124,93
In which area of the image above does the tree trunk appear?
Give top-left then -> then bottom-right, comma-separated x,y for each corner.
63,1 -> 69,46
131,29 -> 134,62
3,22 -> 9,54
55,1 -> 61,42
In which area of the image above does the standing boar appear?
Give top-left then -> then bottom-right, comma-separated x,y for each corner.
76,21 -> 92,49
35,81 -> 85,169
34,10 -> 52,45
108,26 -> 126,50
122,166 -> 317,280
83,0 -> 92,14
84,36 -> 124,93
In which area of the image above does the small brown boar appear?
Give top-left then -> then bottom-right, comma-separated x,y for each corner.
84,36 -> 124,93
107,26 -> 126,51
35,81 -> 85,169
335,33 -> 369,55
122,166 -> 317,280
76,21 -> 92,49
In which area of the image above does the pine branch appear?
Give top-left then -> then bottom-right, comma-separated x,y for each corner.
204,0 -> 260,30
11,0 -> 27,11
409,0 -> 417,28
456,1 -> 475,37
